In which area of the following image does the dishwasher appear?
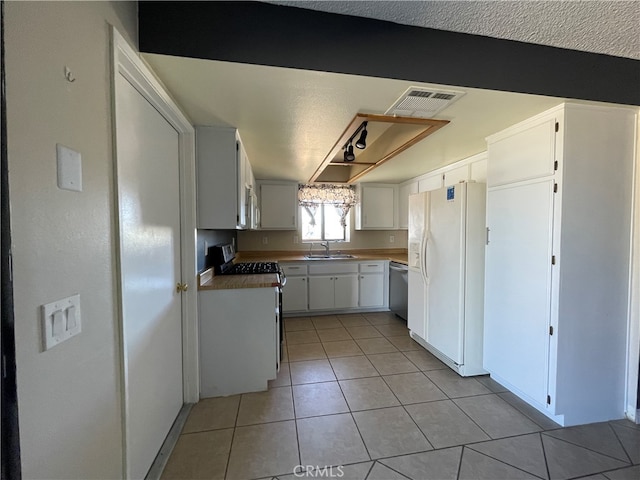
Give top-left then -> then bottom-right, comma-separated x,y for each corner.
389,261 -> 408,320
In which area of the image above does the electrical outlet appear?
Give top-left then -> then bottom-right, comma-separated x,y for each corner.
389,235 -> 395,243
262,236 -> 269,245
293,235 -> 299,244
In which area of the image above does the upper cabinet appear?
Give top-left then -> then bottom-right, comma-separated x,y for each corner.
355,184 -> 397,230
259,181 -> 298,230
196,126 -> 255,230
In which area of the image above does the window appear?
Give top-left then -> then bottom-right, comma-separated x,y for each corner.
301,204 -> 348,242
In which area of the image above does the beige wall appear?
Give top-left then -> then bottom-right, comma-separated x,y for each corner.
5,2 -> 137,478
238,222 -> 408,252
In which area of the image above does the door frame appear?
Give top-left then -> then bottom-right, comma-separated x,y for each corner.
111,27 -> 198,477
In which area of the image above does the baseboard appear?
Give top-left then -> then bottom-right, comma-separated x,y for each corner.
145,403 -> 194,480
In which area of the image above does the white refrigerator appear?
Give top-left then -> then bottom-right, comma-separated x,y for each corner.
407,182 -> 487,376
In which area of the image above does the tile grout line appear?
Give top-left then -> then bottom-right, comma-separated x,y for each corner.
541,428 -> 634,465
607,421 -> 635,464
325,352 -> 374,464
455,446 -> 465,480
369,460 -> 414,480
468,446 -> 549,480
538,431 -> 553,480
223,395 -> 244,480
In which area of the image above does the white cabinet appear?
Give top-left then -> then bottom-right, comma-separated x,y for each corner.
418,174 -> 442,193
281,263 -> 308,313
308,276 -> 335,310
308,262 -> 359,311
443,164 -> 469,186
484,103 -> 637,426
308,274 -> 358,310
199,287 -> 278,397
355,184 -> 397,230
196,126 -> 253,229
259,182 -> 298,230
283,260 -> 389,314
358,261 -> 386,308
398,181 -> 418,229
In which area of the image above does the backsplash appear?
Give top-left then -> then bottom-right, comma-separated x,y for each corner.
238,228 -> 408,252
197,229 -> 237,271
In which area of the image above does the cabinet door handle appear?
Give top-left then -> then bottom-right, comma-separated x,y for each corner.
302,278 -> 306,281
292,216 -> 295,225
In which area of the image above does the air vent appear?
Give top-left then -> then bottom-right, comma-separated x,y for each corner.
386,87 -> 465,118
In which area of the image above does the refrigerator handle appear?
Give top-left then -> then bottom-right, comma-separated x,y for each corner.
422,232 -> 430,285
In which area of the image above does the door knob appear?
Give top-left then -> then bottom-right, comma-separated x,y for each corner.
176,282 -> 189,293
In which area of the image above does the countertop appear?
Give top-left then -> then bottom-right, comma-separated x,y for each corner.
198,249 -> 408,291
198,268 -> 281,291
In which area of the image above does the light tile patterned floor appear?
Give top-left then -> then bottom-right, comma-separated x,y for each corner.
162,313 -> 640,480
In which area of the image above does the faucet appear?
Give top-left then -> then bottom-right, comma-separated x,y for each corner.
320,241 -> 330,256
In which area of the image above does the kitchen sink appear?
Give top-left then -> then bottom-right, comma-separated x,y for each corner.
304,253 -> 356,260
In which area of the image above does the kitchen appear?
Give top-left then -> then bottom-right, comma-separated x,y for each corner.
7,5 -> 640,478
145,3 -> 639,478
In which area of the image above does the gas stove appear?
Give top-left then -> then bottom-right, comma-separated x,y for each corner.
220,261 -> 280,275
208,243 -> 280,276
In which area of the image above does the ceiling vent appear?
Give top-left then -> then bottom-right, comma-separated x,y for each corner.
386,87 -> 465,118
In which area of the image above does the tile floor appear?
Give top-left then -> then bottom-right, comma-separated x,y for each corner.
162,312 -> 640,480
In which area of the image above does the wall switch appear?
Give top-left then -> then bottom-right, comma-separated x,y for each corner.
389,235 -> 395,243
262,236 -> 269,245
56,144 -> 82,192
41,294 -> 81,351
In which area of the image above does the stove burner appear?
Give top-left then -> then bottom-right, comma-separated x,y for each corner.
222,261 -> 279,275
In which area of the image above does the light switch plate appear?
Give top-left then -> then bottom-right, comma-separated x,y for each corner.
42,294 -> 81,351
56,144 -> 82,192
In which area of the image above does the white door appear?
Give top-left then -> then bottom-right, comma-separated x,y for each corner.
359,274 -> 384,307
483,179 -> 554,406
282,276 -> 308,312
362,186 -> 395,228
426,185 -> 465,364
260,183 -> 297,229
308,276 -> 335,310
334,275 -> 359,309
115,73 -> 184,479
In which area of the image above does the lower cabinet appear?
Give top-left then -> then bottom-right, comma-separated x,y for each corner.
308,275 -> 358,310
359,273 -> 384,307
282,276 -> 308,312
281,263 -> 308,313
281,260 -> 389,313
199,287 -> 278,397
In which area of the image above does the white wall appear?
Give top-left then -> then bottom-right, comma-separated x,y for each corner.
238,223 -> 407,252
5,1 -> 138,478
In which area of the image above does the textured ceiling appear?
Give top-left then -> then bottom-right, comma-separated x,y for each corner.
268,1 -> 640,60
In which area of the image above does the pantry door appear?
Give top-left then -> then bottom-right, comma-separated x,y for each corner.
113,29 -> 196,480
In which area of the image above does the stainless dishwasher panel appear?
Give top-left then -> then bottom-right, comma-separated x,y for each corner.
389,262 -> 408,320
